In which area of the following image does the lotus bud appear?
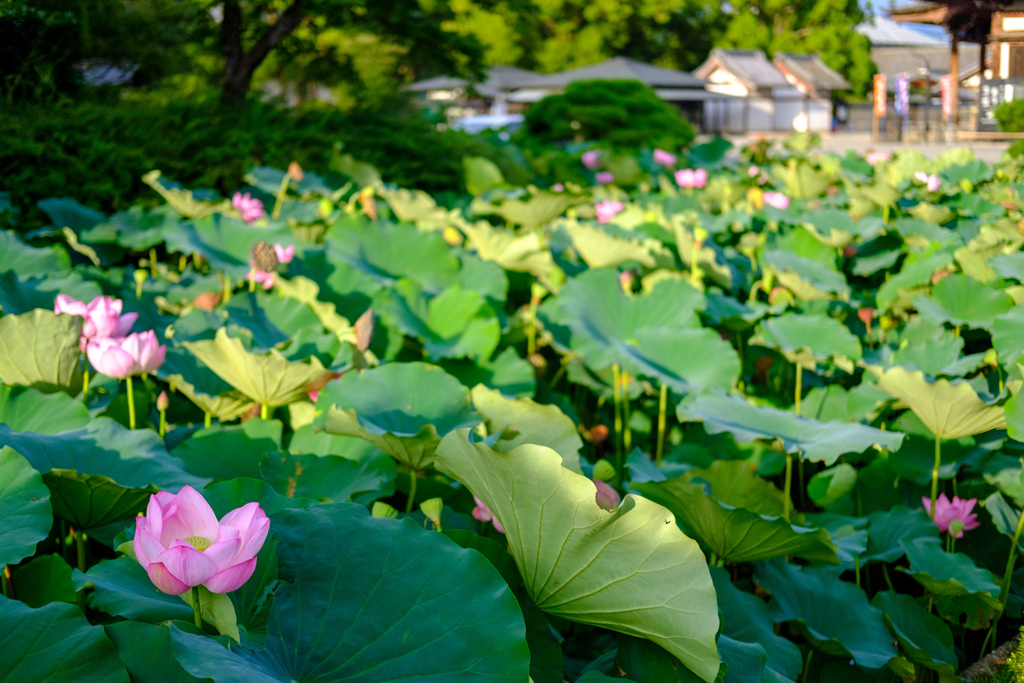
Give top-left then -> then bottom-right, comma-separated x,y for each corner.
694,227 -> 709,247
594,480 -> 621,511
593,459 -> 616,482
287,161 -> 304,182
443,226 -> 463,245
358,191 -> 378,221
319,199 -> 333,217
619,270 -> 634,294
133,269 -> 148,297
419,498 -> 443,528
879,315 -> 895,330
194,291 -> 221,312
843,245 -> 858,258
372,502 -> 399,519
528,353 -> 547,370
931,269 -> 950,285
156,391 -> 169,412
589,424 -> 609,443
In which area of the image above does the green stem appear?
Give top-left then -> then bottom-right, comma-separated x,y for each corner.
126,376 -> 136,430
191,585 -> 202,629
883,563 -> 895,591
261,403 -> 269,420
405,471 -> 417,514
929,436 -> 941,520
527,290 -> 538,357
2,566 -> 11,599
622,375 -> 632,455
612,364 -> 623,465
74,528 -> 86,573
801,649 -> 814,682
783,452 -> 793,521
221,274 -> 232,304
794,363 -> 802,416
82,366 -> 89,399
656,384 -> 668,466
149,248 -> 158,277
159,409 -> 167,438
249,275 -> 256,293
272,174 -> 290,219
204,411 -> 211,428
854,556 -> 861,589
987,503 -> 1024,652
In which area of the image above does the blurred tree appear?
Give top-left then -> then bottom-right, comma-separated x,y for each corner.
718,0 -> 873,95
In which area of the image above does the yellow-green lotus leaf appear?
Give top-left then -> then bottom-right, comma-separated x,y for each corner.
875,367 -> 1006,439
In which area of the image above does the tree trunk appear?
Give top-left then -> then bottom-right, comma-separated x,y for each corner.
219,0 -> 306,106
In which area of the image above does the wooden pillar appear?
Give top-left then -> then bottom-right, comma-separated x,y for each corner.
951,36 -> 960,127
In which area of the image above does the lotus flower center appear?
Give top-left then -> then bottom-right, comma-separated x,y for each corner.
184,536 -> 212,551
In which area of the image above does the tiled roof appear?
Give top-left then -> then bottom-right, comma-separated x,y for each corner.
695,49 -> 790,88
516,57 -> 706,88
774,52 -> 851,90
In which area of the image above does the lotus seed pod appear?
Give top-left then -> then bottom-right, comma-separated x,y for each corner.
419,498 -> 443,525
372,502 -> 399,519
250,241 -> 278,272
593,459 -> 616,482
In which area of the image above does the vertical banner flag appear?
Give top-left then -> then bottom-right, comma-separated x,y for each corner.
873,74 -> 886,117
894,74 -> 910,116
940,74 -> 953,118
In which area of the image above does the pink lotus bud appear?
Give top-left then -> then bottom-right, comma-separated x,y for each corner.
156,391 -> 169,412
594,480 -> 621,511
595,200 -> 624,224
857,308 -> 874,326
273,243 -> 295,264
915,172 -> 942,192
748,165 -> 760,178
922,493 -> 980,539
232,192 -> 265,224
595,171 -> 615,185
582,150 -> 602,169
693,168 -> 708,188
763,192 -> 790,210
248,270 -> 276,290
866,152 -> 889,166
653,149 -> 677,166
471,495 -> 503,533
552,183 -> 564,192
675,169 -> 695,188
619,270 -> 634,292
134,485 -> 269,595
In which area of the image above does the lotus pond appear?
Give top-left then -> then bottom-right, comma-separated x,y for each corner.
4,138 -> 1024,682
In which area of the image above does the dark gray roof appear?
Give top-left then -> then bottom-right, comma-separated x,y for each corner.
870,45 -> 980,82
516,57 -> 705,88
405,66 -> 540,94
694,49 -> 790,89
774,53 -> 851,90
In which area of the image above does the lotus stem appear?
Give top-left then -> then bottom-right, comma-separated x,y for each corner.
527,290 -> 538,357
179,254 -> 188,272
929,435 -> 941,520
794,364 -> 802,416
2,566 -> 12,599
82,366 -> 89,400
261,403 -> 269,420
204,411 -> 211,428
656,384 -> 668,466
249,276 -> 256,293
159,408 -> 167,438
221,274 -> 232,303
622,375 -> 632,454
125,376 -> 136,430
612,364 -> 623,477
272,174 -> 290,219
405,471 -> 417,514
74,528 -> 86,573
191,586 -> 202,629
149,248 -> 158,277
783,452 -> 793,521
986,501 -> 1024,654
802,650 -> 814,682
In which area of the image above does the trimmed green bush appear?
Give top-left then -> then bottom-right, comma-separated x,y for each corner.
518,79 -> 695,150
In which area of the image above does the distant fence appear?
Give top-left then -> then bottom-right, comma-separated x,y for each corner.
844,103 -> 984,142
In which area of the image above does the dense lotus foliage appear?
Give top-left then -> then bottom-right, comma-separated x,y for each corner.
5,136 -> 1024,682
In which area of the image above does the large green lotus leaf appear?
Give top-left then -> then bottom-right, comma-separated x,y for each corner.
434,430 -> 721,682
0,310 -> 84,394
222,292 -> 322,351
384,280 -> 499,360
273,276 -> 356,345
11,554 -> 76,608
440,347 -> 537,398
43,469 -> 158,529
0,447 -> 52,567
801,384 -> 888,424
172,420 -> 282,480
755,312 -> 861,371
710,566 -> 802,683
852,248 -> 901,277
632,464 -> 838,565
463,156 -> 506,196
761,250 -> 849,301
74,556 -> 194,624
0,270 -> 103,315
889,335 -> 965,377
0,595 -> 129,683
0,385 -> 90,434
471,191 -> 576,227
159,346 -> 255,420
871,591 -> 957,676
80,205 -> 173,252
377,186 -> 458,227
875,247 -> 954,310
471,385 -> 583,473
164,213 -> 294,278
260,451 -> 396,504
169,503 -> 530,682
0,229 -> 71,277
899,538 -> 1001,626
755,559 -> 897,669
993,305 -> 1024,367
460,220 -> 558,282
874,367 -> 1006,439
801,208 -> 883,247
628,327 -> 741,394
616,633 -> 719,683
677,392 -> 904,464
771,162 -> 831,199
104,621 -> 200,683
914,274 -> 1013,331
862,507 -> 939,563
317,362 -> 480,470
892,217 -> 959,246
565,221 -> 674,269
184,329 -> 333,407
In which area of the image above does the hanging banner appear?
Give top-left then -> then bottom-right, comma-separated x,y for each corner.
940,74 -> 953,118
894,74 -> 910,116
873,74 -> 886,117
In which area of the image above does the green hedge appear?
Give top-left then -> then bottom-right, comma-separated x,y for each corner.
0,94 -> 529,227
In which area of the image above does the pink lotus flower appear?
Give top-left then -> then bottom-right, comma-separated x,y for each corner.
55,295 -> 137,347
763,192 -> 790,210
914,171 -> 941,192
595,200 -> 624,224
552,183 -> 564,192
232,192 -> 265,224
748,165 -> 760,178
594,480 -> 621,511
595,171 -> 615,185
471,495 -> 503,533
619,270 -> 634,292
675,168 -> 708,189
582,150 -> 602,169
653,149 -> 677,166
866,152 -> 889,166
249,270 -> 275,290
86,330 -> 166,379
922,493 -> 980,538
134,485 -> 269,595
273,243 -> 295,264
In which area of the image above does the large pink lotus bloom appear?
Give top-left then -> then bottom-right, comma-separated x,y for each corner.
471,495 -> 503,533
675,168 -> 708,189
595,171 -> 615,185
55,295 -> 137,345
922,493 -> 980,538
653,149 -> 677,166
914,171 -> 941,192
134,486 -> 269,595
86,330 -> 165,379
594,480 -> 621,511
763,192 -> 790,210
232,192 -> 265,224
273,243 -> 295,264
595,200 -> 624,224
582,150 -> 602,170
866,151 -> 889,166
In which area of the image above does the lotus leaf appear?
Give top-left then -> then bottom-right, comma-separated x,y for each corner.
874,367 -> 1006,439
0,447 -> 52,567
565,221 -> 674,269
385,280 -> 499,360
0,310 -> 84,394
755,312 -> 861,371
914,273 -> 1013,331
